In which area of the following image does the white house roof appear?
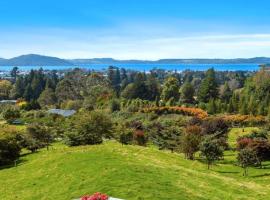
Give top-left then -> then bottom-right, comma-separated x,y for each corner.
48,109 -> 76,117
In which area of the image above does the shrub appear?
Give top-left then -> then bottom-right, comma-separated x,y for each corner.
133,129 -> 147,146
0,128 -> 22,166
237,136 -> 270,167
148,121 -> 182,152
21,100 -> 41,111
65,111 -> 113,146
61,100 -> 83,111
110,99 -> 121,112
223,114 -> 266,126
237,137 -> 253,150
142,106 -> 208,119
201,118 -> 229,149
200,137 -> 224,169
248,139 -> 270,166
2,108 -> 20,123
24,123 -> 53,152
119,130 -> 134,145
188,117 -> 203,126
237,148 -> 259,176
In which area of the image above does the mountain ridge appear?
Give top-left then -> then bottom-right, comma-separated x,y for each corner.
0,54 -> 270,66
0,54 -> 73,66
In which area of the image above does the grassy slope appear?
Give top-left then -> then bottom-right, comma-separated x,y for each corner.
0,140 -> 270,200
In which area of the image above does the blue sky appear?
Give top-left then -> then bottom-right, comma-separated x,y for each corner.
1,0 -> 270,59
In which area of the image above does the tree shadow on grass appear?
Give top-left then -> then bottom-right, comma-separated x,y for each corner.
251,173 -> 270,178
215,170 -> 239,174
0,158 -> 27,170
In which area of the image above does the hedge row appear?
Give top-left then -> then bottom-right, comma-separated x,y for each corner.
141,106 -> 208,119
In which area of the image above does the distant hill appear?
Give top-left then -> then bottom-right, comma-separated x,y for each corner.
0,54 -> 73,66
70,58 -> 149,65
1,54 -> 270,66
70,57 -> 270,65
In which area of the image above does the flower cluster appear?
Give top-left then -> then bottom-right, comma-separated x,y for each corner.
81,192 -> 109,200
142,106 -> 208,119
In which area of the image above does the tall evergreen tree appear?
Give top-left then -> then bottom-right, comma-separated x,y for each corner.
180,82 -> 195,104
23,84 -> 34,101
198,68 -> 218,103
220,82 -> 232,103
161,77 -> 180,103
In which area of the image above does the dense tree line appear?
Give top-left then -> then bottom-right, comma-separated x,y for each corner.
2,66 -> 270,176
0,66 -> 253,114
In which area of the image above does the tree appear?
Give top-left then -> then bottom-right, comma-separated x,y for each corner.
83,73 -> 113,109
10,66 -> 19,79
248,139 -> 270,167
23,84 -> 34,101
10,76 -> 25,99
108,66 -> 121,96
121,73 -> 149,100
198,68 -> 218,103
161,77 -> 180,103
207,99 -> 217,114
145,75 -> 160,101
240,97 -> 248,115
65,112 -> 113,146
200,137 -> 224,169
38,87 -> 57,107
180,125 -> 202,160
237,148 -> 258,176
220,82 -> 232,103
25,123 -> 53,152
247,95 -> 257,115
201,118 -> 229,139
180,82 -> 195,104
0,80 -> 12,100
55,79 -> 81,103
148,121 -> 182,152
0,129 -> 22,166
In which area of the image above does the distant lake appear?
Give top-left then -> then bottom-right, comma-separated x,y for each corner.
0,63 -> 260,72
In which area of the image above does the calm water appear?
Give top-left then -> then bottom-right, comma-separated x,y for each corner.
0,63 -> 260,72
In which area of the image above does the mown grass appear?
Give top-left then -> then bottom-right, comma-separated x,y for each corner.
0,140 -> 270,200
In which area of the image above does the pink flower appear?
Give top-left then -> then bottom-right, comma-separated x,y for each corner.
81,192 -> 109,200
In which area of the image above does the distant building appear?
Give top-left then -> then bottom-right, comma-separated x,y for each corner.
0,100 -> 17,104
48,109 -> 76,117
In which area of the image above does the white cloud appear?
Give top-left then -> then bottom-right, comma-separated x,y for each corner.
1,28 -> 270,59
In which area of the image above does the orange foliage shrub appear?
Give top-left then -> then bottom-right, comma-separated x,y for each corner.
142,106 -> 208,119
223,115 -> 266,126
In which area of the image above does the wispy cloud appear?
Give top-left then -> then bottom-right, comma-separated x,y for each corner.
1,27 -> 270,59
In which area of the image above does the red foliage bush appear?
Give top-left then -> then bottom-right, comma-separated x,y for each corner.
133,129 -> 147,146
81,193 -> 109,200
237,137 -> 253,150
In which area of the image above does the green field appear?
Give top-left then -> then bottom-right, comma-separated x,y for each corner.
0,138 -> 270,200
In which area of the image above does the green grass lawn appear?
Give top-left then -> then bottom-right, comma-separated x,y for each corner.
0,141 -> 270,200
